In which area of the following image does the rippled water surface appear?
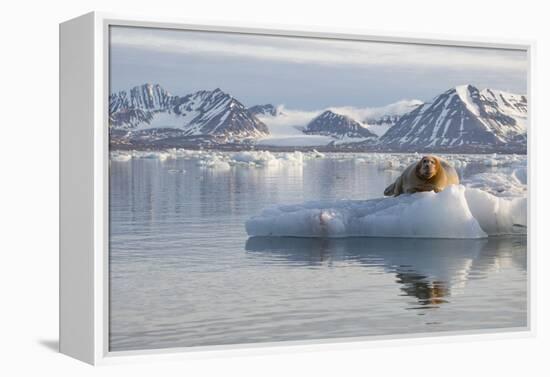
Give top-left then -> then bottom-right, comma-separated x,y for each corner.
109,155 -> 527,351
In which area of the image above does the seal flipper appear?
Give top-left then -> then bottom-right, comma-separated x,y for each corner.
384,182 -> 396,196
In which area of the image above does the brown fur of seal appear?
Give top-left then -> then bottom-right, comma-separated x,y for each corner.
383,155 -> 459,197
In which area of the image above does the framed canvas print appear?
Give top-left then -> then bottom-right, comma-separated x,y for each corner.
59,12 -> 533,365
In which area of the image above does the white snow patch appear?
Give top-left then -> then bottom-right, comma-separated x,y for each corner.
141,111 -> 188,130
364,123 -> 393,137
456,85 -> 481,116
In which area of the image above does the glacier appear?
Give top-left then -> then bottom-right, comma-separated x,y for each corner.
245,185 -> 526,239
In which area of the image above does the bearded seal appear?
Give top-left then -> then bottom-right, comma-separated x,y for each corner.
383,155 -> 459,197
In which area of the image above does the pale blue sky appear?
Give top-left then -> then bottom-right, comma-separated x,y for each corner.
109,26 -> 527,110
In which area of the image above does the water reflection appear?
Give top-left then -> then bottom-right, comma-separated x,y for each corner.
109,157 -> 528,351
246,236 -> 526,310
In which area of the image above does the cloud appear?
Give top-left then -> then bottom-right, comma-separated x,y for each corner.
329,100 -> 424,122
256,106 -> 322,135
256,100 -> 424,135
110,26 -> 527,73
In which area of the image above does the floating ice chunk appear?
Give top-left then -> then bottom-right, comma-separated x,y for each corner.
197,155 -> 231,170
232,151 -> 265,163
483,158 -> 498,167
142,152 -> 159,159
464,188 -> 526,235
379,158 -> 401,170
447,158 -> 468,169
280,151 -> 304,165
167,169 -> 186,174
157,152 -> 171,161
246,185 -> 489,239
310,149 -> 325,158
230,150 -> 303,167
464,171 -> 526,198
232,151 -> 280,167
513,167 -> 527,185
480,153 -> 522,167
110,153 -> 132,162
133,151 -> 172,160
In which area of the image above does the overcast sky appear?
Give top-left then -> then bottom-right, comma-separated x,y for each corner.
109,26 -> 528,110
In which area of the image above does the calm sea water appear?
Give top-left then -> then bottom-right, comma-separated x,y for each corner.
109,156 -> 527,352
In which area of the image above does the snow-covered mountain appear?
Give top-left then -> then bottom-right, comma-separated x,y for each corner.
109,83 -> 175,114
109,84 -> 174,129
304,110 -> 377,139
109,83 -> 527,152
380,85 -> 527,150
109,108 -> 155,129
109,85 -> 269,146
172,89 -> 269,138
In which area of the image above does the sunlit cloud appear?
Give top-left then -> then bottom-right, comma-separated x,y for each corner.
256,100 -> 425,134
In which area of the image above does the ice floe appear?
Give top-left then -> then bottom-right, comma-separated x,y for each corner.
463,170 -> 527,198
464,188 -> 526,236
245,185 -> 526,239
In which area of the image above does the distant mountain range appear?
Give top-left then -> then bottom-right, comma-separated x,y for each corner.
109,83 -> 527,153
304,110 -> 377,139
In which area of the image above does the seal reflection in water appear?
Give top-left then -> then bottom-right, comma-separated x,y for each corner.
245,237 -> 487,309
384,155 -> 459,197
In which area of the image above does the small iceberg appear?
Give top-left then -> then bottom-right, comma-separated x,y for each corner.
245,185 -> 526,239
231,150 -> 304,167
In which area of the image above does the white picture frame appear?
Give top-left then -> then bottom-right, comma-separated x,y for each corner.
59,11 -> 535,365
